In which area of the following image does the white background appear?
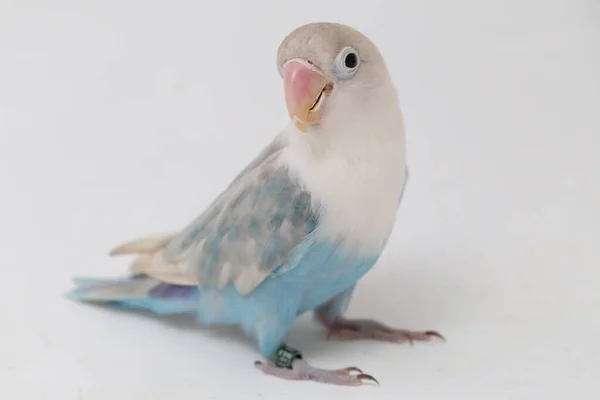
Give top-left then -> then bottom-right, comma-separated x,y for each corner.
1,0 -> 599,399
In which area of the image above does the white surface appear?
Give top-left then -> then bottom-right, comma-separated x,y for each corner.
1,1 -> 599,399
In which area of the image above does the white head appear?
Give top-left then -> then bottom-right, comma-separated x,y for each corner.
275,23 -> 407,254
276,22 -> 403,159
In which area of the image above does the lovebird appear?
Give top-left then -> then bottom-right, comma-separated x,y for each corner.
68,22 -> 443,386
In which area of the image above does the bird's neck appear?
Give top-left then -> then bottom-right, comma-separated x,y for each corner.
280,108 -> 407,255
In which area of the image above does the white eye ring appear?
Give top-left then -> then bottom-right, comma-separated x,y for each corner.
333,46 -> 361,80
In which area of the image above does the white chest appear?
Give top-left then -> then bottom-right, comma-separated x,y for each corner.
281,124 -> 407,255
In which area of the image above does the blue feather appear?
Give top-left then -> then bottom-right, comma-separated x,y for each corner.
193,238 -> 380,358
67,139 -> 389,361
67,277 -> 199,315
68,237 -> 379,359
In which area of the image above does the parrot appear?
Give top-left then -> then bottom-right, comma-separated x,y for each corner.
67,22 -> 443,386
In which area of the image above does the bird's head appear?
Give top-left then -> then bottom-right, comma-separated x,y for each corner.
276,22 -> 399,137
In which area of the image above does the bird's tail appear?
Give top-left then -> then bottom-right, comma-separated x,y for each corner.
108,233 -> 174,257
66,275 -> 199,315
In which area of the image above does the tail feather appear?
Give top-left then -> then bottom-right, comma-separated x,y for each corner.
71,276 -> 137,288
109,233 -> 174,256
67,275 -> 159,301
66,275 -> 198,315
115,298 -> 198,314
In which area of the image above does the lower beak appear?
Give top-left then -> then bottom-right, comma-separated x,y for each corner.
282,59 -> 329,132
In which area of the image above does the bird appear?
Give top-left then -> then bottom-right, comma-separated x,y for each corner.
67,21 -> 443,386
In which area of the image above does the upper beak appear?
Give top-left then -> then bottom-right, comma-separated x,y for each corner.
282,59 -> 329,132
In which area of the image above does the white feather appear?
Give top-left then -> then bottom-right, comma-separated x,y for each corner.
280,89 -> 407,255
109,233 -> 174,256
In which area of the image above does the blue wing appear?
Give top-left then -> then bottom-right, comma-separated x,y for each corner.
159,134 -> 320,295
68,133 -> 320,306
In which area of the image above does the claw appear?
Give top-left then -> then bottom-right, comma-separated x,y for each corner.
357,373 -> 379,385
256,358 -> 379,386
322,315 -> 444,346
340,366 -> 363,374
425,330 -> 446,341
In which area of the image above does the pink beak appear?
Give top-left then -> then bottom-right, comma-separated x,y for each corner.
283,59 -> 329,132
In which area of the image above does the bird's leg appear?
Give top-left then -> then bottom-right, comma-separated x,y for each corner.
254,344 -> 378,386
317,311 -> 445,344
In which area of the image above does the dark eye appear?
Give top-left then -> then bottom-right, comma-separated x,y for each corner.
344,52 -> 358,69
334,46 -> 361,80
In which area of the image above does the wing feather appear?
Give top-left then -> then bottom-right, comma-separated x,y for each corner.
164,149 -> 319,295
109,133 -> 319,295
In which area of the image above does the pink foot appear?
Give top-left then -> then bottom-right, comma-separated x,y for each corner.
318,314 -> 445,344
255,359 -> 378,386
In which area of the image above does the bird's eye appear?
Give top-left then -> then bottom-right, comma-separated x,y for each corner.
333,46 -> 361,80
